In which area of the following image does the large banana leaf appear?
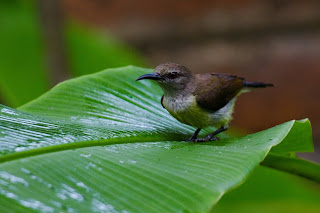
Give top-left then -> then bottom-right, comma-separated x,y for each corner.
0,66 -> 316,212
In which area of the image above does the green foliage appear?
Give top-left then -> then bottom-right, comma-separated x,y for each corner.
0,66 -> 318,212
214,166 -> 320,213
0,1 -> 48,107
0,1 -> 145,107
66,24 -> 145,77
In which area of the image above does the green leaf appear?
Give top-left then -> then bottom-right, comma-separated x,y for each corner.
261,154 -> 320,183
0,66 -> 317,212
0,2 -> 49,107
214,166 -> 320,213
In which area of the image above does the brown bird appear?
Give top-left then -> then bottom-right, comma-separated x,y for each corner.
136,62 -> 273,142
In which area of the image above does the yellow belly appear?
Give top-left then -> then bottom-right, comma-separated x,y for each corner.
162,95 -> 236,128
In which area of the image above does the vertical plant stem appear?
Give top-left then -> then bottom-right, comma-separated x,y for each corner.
38,0 -> 70,86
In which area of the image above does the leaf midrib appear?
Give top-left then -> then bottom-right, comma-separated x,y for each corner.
1,119 -> 301,166
0,120 -> 296,165
0,134 -> 187,164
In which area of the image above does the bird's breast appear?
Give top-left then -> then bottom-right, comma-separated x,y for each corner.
162,94 -> 207,128
162,94 -> 236,128
162,94 -> 195,113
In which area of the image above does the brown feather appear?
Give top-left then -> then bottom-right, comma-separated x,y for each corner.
194,73 -> 244,111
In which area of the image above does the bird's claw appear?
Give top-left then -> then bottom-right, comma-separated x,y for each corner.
187,136 -> 220,143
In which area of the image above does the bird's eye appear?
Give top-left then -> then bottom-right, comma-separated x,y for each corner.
168,72 -> 178,79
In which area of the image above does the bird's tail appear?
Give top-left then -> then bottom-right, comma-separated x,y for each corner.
243,81 -> 274,88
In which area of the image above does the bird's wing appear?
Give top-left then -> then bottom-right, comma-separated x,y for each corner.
194,73 -> 244,111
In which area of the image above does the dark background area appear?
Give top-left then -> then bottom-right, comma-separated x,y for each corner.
1,0 -> 319,162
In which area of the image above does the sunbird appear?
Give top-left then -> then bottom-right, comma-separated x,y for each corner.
136,62 -> 273,142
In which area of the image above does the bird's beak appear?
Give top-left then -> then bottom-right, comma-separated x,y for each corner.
136,73 -> 163,81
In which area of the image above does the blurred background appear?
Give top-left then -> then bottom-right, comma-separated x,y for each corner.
0,0 -> 320,211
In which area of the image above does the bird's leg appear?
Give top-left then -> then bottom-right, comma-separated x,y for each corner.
204,126 -> 228,141
191,126 -> 228,142
187,128 -> 201,141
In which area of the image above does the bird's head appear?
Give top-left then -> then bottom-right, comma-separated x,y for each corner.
136,62 -> 193,94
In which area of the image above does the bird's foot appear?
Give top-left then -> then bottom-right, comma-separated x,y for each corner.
187,136 -> 220,143
187,126 -> 226,142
